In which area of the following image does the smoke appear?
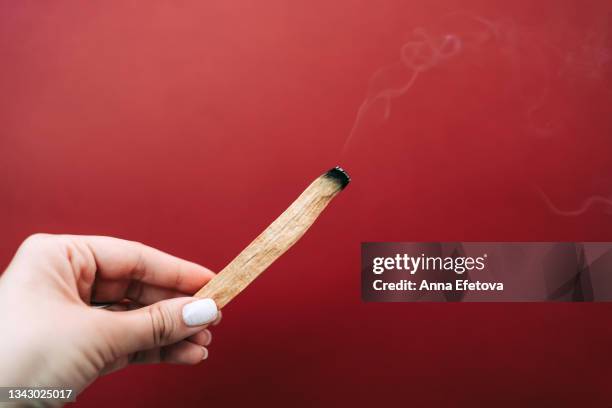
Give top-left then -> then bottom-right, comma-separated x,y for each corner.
341,13 -> 500,154
341,11 -> 612,218
537,187 -> 612,217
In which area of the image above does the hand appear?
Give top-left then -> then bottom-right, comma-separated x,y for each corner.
0,234 -> 221,395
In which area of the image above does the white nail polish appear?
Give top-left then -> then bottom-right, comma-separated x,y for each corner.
182,298 -> 218,326
203,329 -> 212,346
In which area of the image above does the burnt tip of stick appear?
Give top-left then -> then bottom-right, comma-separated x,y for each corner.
323,166 -> 351,189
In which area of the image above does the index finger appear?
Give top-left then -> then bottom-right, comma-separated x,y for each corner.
81,235 -> 215,294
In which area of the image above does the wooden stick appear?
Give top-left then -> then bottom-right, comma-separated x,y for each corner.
195,167 -> 350,308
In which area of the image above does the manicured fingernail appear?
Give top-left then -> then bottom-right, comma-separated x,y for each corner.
212,310 -> 223,326
182,298 -> 218,326
202,347 -> 209,360
203,329 -> 212,346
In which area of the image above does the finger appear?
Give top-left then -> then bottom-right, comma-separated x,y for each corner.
187,329 -> 212,346
106,297 -> 218,355
120,341 -> 209,367
91,279 -> 129,302
212,310 -> 223,326
80,235 -> 215,293
100,301 -> 142,311
92,279 -> 189,305
105,303 -> 129,312
100,355 -> 129,376
161,341 -> 208,365
125,281 -> 190,305
127,348 -> 162,365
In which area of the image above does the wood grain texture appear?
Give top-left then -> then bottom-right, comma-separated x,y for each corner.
195,169 -> 349,308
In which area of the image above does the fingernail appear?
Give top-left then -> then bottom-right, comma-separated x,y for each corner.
212,310 -> 223,326
182,298 -> 218,326
203,329 -> 212,346
202,347 -> 209,360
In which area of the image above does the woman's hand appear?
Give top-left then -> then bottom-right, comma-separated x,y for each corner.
0,234 -> 221,395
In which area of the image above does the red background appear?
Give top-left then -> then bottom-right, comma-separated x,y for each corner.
2,1 -> 612,406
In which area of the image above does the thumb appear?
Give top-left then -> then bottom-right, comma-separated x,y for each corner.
107,297 -> 218,355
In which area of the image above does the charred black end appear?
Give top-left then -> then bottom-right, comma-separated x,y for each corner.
323,166 -> 351,189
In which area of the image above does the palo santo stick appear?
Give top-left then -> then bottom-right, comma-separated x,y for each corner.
195,166 -> 350,308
